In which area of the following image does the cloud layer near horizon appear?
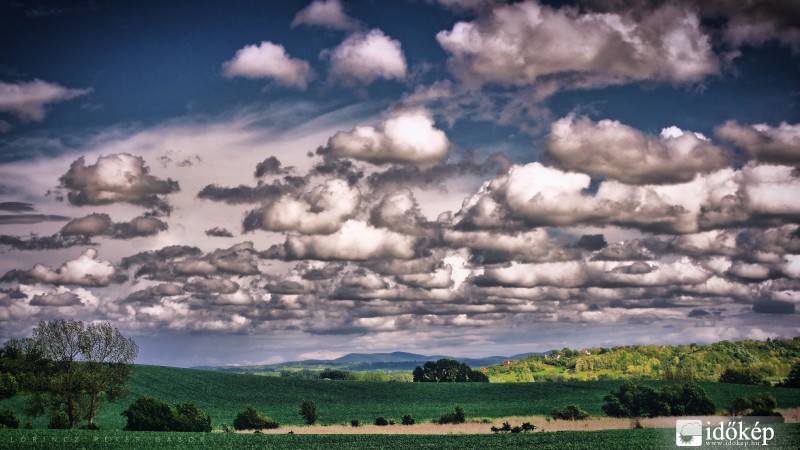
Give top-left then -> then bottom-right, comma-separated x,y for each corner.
1,0 -> 798,366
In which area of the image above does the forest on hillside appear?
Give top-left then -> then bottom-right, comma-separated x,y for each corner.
486,338 -> 800,383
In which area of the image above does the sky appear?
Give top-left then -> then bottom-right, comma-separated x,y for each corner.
0,0 -> 799,367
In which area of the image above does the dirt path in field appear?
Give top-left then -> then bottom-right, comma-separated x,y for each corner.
248,409 -> 799,435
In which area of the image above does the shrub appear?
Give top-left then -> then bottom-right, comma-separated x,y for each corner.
521,422 -> 536,433
719,367 -> 767,385
233,406 -> 279,431
438,406 -> 466,424
401,415 -> 415,425
350,419 -> 360,427
48,411 -> 70,429
173,402 -> 212,432
603,381 -> 715,418
79,423 -> 100,430
374,417 -> 389,426
0,409 -> 19,429
121,397 -> 173,431
783,362 -> 800,388
552,404 -> 590,420
0,373 -> 19,399
299,400 -> 317,425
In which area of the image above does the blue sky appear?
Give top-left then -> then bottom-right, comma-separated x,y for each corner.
0,0 -> 798,367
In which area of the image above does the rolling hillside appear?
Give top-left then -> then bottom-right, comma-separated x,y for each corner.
3,365 -> 799,430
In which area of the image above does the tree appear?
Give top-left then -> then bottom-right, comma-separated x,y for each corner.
552,404 -> 590,420
233,405 -> 279,430
413,359 -> 488,382
719,367 -> 767,385
79,322 -> 138,425
173,403 -> 212,432
401,414 -> 415,425
121,397 -> 174,431
300,399 -> 317,425
0,373 -> 18,399
21,320 -> 138,429
437,405 -> 466,424
603,381 -> 715,418
0,409 -> 19,429
33,319 -> 85,428
783,362 -> 800,388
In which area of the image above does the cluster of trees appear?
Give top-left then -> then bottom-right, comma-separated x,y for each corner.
0,319 -> 138,429
551,404 -> 590,420
602,381 -> 716,418
279,368 -> 412,382
726,393 -> 783,420
121,397 -> 211,432
412,359 -> 488,383
490,421 -> 536,433
487,338 -> 800,383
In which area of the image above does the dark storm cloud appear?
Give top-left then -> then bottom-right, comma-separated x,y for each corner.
205,227 -> 234,237
366,152 -> 510,192
593,239 -> 656,261
0,233 -> 92,250
122,242 -> 259,281
310,156 -> 363,186
254,156 -> 292,178
59,154 -> 179,210
716,121 -> 800,165
752,301 -> 796,314
0,214 -> 70,225
0,202 -> 36,212
60,213 -> 167,239
29,292 -> 82,307
576,234 -> 607,251
197,180 -> 295,205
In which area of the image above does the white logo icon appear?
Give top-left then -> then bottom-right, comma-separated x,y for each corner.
676,419 -> 703,447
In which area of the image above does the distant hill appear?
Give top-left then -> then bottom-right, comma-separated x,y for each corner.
486,337 -> 800,383
193,351 -> 543,373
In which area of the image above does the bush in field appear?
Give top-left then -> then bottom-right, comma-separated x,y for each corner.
299,400 -> 317,425
374,416 -> 389,426
401,414 -> 415,425
719,367 -> 767,385
173,402 -> 212,432
727,393 -> 783,421
0,409 -> 19,429
603,381 -> 715,418
48,411 -> 70,429
0,373 -> 19,399
350,419 -> 360,427
552,404 -> 590,420
122,397 -> 174,431
437,405 -> 466,424
233,405 -> 279,430
79,423 -> 100,430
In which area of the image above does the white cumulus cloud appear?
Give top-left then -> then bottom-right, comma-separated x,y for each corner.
222,41 -> 312,89
327,29 -> 407,85
0,79 -> 91,121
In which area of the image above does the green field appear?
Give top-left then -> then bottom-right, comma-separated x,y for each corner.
1,426 -> 799,450
2,365 -> 799,430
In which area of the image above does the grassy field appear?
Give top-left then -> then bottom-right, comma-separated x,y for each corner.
1,426 -> 799,450
1,365 -> 800,430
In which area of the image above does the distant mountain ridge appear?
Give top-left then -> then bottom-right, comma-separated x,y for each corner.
192,350 -> 544,373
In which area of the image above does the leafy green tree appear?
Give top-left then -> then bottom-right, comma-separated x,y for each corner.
719,367 -> 767,385
374,416 -> 389,426
121,397 -> 174,431
552,404 -> 590,420
172,403 -> 212,432
48,411 -> 70,429
300,399 -> 317,425
660,383 -> 716,416
413,359 -> 488,382
0,409 -> 19,429
401,414 -> 415,425
79,322 -> 138,425
0,373 -> 18,399
233,405 -> 279,430
602,381 -> 661,418
783,362 -> 800,387
438,405 -> 466,424
34,319 -> 85,428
